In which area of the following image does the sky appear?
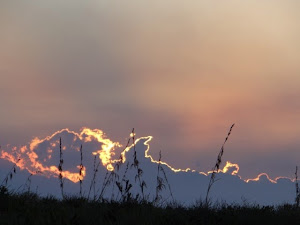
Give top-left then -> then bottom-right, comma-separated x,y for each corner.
1,0 -> 300,180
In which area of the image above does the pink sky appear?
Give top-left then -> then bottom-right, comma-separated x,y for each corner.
0,0 -> 300,179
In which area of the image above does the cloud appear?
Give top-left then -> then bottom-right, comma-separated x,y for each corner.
0,128 -> 120,183
0,128 -> 296,205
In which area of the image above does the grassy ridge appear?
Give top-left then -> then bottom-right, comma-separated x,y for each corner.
1,188 -> 300,225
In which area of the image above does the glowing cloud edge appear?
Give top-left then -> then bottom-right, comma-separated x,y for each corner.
0,128 -> 295,184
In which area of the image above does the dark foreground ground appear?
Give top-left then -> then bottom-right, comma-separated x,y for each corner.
1,189 -> 300,225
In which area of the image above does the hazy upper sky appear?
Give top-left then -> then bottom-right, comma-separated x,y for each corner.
1,0 -> 300,179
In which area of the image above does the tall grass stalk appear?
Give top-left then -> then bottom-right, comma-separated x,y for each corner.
131,128 -> 147,201
98,167 -> 112,202
24,174 -> 33,193
88,155 -> 100,200
155,151 -> 164,204
58,137 -> 64,199
205,123 -> 235,205
98,130 -> 133,202
1,158 -> 20,187
79,144 -> 84,197
160,158 -> 174,203
23,171 -> 41,193
115,132 -> 134,202
154,150 -> 174,205
118,161 -> 132,202
295,166 -> 299,207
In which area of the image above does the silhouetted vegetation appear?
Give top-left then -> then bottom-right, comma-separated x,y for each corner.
1,126 -> 300,225
1,188 -> 300,225
58,137 -> 64,199
295,166 -> 300,207
205,124 -> 235,205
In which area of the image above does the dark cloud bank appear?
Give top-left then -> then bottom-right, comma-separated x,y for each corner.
0,128 -> 296,206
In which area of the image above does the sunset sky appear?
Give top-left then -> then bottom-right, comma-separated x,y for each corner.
1,0 -> 300,179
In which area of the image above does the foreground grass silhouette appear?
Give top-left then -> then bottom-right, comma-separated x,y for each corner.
1,188 -> 300,225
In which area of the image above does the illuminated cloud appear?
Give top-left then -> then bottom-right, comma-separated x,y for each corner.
0,128 -> 296,205
0,128 -> 120,183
